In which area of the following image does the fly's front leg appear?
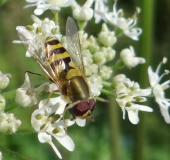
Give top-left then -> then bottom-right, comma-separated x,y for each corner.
43,89 -> 60,107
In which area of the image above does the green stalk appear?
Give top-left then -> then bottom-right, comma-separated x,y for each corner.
134,0 -> 154,160
53,11 -> 59,25
108,97 -> 120,160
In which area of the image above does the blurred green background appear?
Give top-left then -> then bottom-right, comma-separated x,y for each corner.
0,0 -> 170,160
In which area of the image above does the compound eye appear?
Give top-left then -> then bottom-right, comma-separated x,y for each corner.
69,99 -> 95,117
88,99 -> 95,111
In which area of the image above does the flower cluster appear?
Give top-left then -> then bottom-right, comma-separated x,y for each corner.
0,71 -> 21,135
31,97 -> 75,159
113,74 -> 153,124
10,0 -> 170,159
148,58 -> 170,123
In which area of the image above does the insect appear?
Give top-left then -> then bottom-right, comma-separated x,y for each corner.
17,17 -> 95,120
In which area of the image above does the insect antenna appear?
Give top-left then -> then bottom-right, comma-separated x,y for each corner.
25,71 -> 46,77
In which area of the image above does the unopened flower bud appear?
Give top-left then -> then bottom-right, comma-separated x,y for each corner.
99,66 -> 113,80
98,23 -> 117,47
120,46 -> 145,68
100,47 -> 116,61
93,51 -> 106,65
0,113 -> 21,134
87,36 -> 99,52
72,0 -> 94,21
0,72 -> 11,89
113,74 -> 126,87
15,73 -> 38,107
15,88 -> 38,107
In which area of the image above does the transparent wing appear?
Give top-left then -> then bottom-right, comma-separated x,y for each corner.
16,26 -> 64,91
66,17 -> 85,75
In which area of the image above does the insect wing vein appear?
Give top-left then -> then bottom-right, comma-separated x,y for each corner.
17,27 -> 64,92
66,17 -> 85,75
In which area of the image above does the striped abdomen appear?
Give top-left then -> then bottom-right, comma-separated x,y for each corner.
44,37 -> 90,103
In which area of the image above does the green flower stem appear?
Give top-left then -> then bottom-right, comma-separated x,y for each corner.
53,11 -> 59,26
95,96 -> 109,103
134,0 -> 154,160
0,144 -> 30,160
77,21 -> 87,31
102,81 -> 113,88
108,97 -> 121,160
112,59 -> 125,70
101,89 -> 115,97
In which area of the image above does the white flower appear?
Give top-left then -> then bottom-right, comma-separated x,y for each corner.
0,112 -> 21,134
31,97 -> 75,159
16,73 -> 48,107
94,0 -> 108,23
25,0 -> 73,15
71,0 -> 94,21
14,16 -> 61,57
30,15 -> 61,39
148,58 -> 170,123
87,74 -> 103,97
120,46 -> 145,68
96,1 -> 142,40
115,77 -> 152,124
0,71 -> 11,89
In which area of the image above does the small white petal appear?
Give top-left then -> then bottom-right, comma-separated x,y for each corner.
55,134 -> 75,151
160,106 -> 170,123
48,141 -> 62,159
76,118 -> 86,127
38,132 -> 62,159
48,83 -> 59,92
136,104 -> 153,112
38,132 -> 51,143
127,110 -> 139,124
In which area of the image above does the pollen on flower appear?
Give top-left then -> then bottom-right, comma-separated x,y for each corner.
26,25 -> 34,31
52,114 -> 60,122
35,114 -> 42,120
52,127 -> 61,134
115,76 -> 152,124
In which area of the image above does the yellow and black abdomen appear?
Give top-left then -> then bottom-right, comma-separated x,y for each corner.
67,76 -> 90,102
44,37 -> 90,102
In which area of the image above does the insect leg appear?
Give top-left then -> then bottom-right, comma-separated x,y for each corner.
62,103 -> 69,131
83,110 -> 95,122
25,71 -> 46,77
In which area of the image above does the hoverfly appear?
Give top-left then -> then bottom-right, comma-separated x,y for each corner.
17,17 -> 95,120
